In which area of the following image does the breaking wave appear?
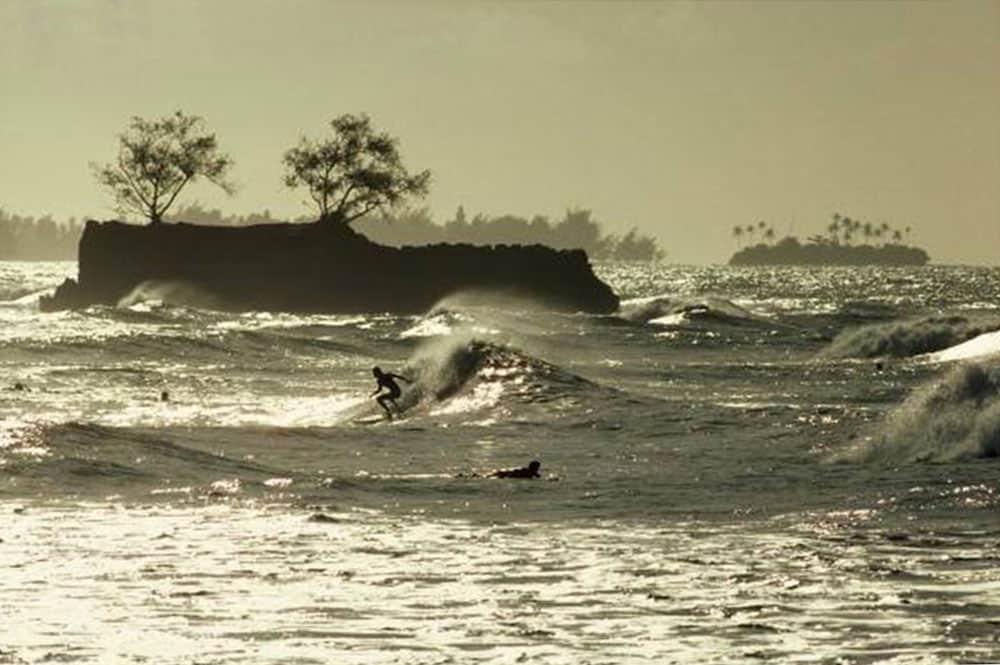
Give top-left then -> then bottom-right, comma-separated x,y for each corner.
845,361 -> 1000,462
618,295 -> 759,327
822,316 -> 1000,359
340,334 -> 601,424
117,280 -> 229,310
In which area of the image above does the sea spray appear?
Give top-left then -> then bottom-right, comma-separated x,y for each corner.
117,280 -> 227,310
846,361 -> 1000,462
618,295 -> 757,325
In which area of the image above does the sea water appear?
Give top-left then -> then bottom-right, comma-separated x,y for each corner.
2,261 -> 999,663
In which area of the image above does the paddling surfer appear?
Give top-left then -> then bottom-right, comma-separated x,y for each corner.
370,366 -> 411,420
490,460 -> 542,479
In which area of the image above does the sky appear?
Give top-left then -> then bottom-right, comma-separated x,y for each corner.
1,0 -> 998,264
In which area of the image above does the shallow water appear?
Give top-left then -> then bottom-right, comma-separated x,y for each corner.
2,261 -> 1000,663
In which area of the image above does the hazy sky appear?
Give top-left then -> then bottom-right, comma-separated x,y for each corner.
1,0 -> 998,264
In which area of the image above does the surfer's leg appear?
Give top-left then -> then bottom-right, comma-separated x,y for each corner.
377,395 -> 393,420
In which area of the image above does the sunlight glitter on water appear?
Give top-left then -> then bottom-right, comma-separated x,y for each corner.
2,503 -> 997,664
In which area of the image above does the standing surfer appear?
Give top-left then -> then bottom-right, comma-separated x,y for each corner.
370,366 -> 411,420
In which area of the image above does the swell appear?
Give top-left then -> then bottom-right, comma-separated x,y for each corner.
0,314 -> 388,362
0,422 -> 295,496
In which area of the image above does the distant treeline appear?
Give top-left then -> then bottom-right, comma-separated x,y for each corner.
0,203 -> 664,261
0,210 -> 84,260
355,207 -> 663,261
730,236 -> 929,266
167,204 -> 662,260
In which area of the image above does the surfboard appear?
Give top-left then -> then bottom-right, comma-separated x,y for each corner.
353,414 -> 386,426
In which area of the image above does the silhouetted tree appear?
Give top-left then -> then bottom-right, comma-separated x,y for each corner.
614,227 -> 664,261
282,113 -> 431,225
862,221 -> 873,245
827,220 -> 840,244
732,225 -> 744,248
93,111 -> 234,224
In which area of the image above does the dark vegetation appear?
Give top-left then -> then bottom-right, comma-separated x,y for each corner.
282,113 -> 431,225
92,111 -> 234,225
730,214 -> 927,265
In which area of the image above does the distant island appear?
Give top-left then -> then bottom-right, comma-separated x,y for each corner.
728,215 -> 929,266
34,110 -> 621,314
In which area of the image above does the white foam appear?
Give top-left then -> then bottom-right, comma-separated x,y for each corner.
924,330 -> 1000,363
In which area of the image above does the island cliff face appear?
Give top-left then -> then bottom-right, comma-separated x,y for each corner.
40,221 -> 619,314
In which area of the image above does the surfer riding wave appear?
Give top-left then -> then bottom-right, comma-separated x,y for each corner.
370,366 -> 412,420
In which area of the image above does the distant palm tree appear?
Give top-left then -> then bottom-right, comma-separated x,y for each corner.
905,226 -> 912,243
733,225 -> 744,248
764,227 -> 775,244
746,224 -> 756,244
892,229 -> 903,243
827,221 -> 840,243
862,221 -> 873,245
840,216 -> 853,244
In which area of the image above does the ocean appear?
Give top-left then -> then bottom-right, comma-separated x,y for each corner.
2,260 -> 999,664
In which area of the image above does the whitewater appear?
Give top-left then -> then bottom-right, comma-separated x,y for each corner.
2,261 -> 1000,664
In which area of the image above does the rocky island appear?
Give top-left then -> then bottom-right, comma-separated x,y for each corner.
40,220 -> 619,314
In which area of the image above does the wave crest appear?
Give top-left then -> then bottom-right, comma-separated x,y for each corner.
846,362 -> 1000,462
822,316 -> 1000,359
619,295 -> 757,326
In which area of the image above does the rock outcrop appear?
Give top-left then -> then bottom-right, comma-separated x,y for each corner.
40,220 -> 619,314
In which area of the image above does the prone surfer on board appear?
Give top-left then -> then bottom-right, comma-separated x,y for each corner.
370,366 -> 411,420
490,460 -> 541,479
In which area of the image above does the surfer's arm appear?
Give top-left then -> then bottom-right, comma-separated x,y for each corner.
390,373 -> 412,383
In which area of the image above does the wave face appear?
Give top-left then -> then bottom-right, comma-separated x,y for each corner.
846,361 -> 1000,462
